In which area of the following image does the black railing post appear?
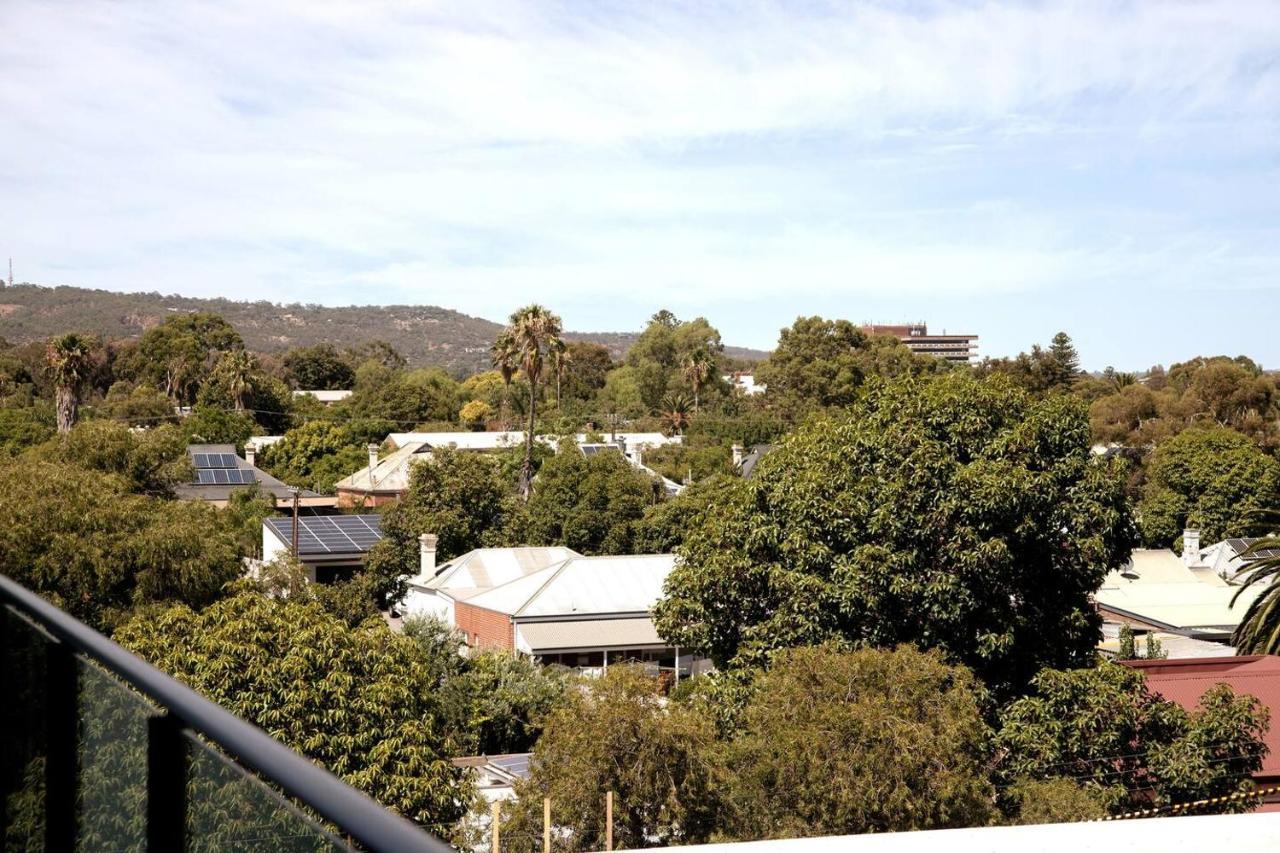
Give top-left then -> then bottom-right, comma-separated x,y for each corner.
147,713 -> 188,851
45,639 -> 79,851
0,603 -> 9,852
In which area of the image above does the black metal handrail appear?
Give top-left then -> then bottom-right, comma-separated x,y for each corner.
0,573 -> 454,853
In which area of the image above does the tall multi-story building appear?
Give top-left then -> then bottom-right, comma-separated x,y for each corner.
861,323 -> 978,363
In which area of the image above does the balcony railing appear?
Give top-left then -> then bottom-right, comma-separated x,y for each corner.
0,574 -> 454,852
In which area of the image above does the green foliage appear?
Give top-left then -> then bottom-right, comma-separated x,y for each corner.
633,475 -> 742,553
115,592 -> 468,832
35,420 -> 191,495
0,403 -> 55,454
493,304 -> 564,498
1230,533 -> 1280,654
47,331 -> 99,432
506,666 -> 719,851
655,371 -> 1136,696
344,367 -> 460,427
1003,777 -> 1108,825
366,449 -> 515,602
1118,623 -> 1137,660
223,487 -> 278,558
722,646 -> 995,839
516,442 -> 660,555
281,344 -> 356,390
443,651 -> 572,756
259,421 -> 367,493
121,312 -> 242,403
1137,427 -> 1280,546
183,405 -> 258,448
559,341 -> 614,402
995,662 -> 1269,815
0,460 -> 241,631
95,381 -> 178,425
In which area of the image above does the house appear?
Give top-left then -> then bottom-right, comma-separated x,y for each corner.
292,389 -> 353,405
450,754 -> 531,804
174,444 -> 334,508
261,514 -> 384,583
1194,533 -> 1280,577
332,441 -> 432,507
733,444 -> 774,479
1124,655 -> 1280,806
1093,547 -> 1264,646
723,372 -> 765,395
401,539 -> 580,625
447,552 -> 706,680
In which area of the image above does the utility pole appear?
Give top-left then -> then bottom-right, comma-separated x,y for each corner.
290,487 -> 301,557
5,258 -> 10,289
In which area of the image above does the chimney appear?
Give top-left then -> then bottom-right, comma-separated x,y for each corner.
732,444 -> 745,468
245,444 -> 256,467
1182,529 -> 1201,566
366,443 -> 379,482
418,533 -> 438,580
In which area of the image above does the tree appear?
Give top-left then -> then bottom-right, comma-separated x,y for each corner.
492,305 -> 563,499
1137,427 -> 1280,546
655,372 -> 1136,697
633,475 -> 741,553
122,313 -> 242,403
995,662 -> 1269,815
459,399 -> 495,430
46,332 -> 96,432
343,368 -> 460,428
658,392 -> 691,436
560,341 -> 614,402
517,442 -> 658,555
211,349 -> 257,412
681,348 -> 713,413
365,448 -> 514,602
1047,331 -> 1081,389
115,593 -> 468,833
282,344 -> 356,390
1230,532 -> 1280,654
1002,778 -> 1108,825
258,420 -> 367,493
37,420 -> 191,496
442,651 -> 571,756
722,645 -> 994,839
505,666 -> 719,851
0,460 -> 242,631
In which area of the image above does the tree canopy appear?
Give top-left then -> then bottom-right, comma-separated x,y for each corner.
655,371 -> 1136,696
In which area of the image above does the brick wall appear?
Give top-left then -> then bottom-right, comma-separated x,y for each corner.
335,489 -> 402,509
455,602 -> 513,651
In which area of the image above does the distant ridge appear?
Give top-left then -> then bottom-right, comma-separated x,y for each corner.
0,283 -> 768,374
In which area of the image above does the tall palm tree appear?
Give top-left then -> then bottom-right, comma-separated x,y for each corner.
1231,529 -> 1280,653
46,333 -> 95,433
549,337 -> 570,409
492,305 -> 563,499
681,348 -> 713,413
215,349 -> 257,411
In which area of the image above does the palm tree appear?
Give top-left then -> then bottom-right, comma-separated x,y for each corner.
46,333 -> 95,433
681,348 -> 713,413
659,392 -> 692,436
549,337 -> 569,409
492,304 -> 563,499
1231,528 -> 1280,653
215,349 -> 257,411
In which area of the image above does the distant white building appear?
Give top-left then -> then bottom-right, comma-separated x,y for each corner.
293,389 -> 353,405
723,373 -> 765,395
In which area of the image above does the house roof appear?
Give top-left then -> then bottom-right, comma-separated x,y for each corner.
1094,548 -> 1263,633
422,546 -> 580,595
465,554 -> 676,618
333,441 -> 432,494
740,444 -> 774,479
293,389 -> 352,403
1124,655 -> 1280,778
174,444 -> 315,503
263,514 -> 383,558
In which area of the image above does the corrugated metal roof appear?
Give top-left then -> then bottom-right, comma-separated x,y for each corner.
425,547 -> 579,592
1095,549 -> 1262,630
465,554 -> 676,617
332,441 -> 431,493
517,618 -> 663,651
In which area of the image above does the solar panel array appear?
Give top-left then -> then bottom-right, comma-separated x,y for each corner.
1228,538 -> 1280,562
266,515 -> 384,556
192,452 -> 240,468
195,468 -> 257,485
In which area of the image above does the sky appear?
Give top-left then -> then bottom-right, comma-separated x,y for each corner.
1,1 -> 1278,369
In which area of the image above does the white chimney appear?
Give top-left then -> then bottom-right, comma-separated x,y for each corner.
418,533 -> 438,581
366,444 -> 379,483
732,444 -> 745,467
245,445 -> 256,467
1182,528 -> 1202,566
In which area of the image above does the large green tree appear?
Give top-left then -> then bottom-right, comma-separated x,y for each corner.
1137,426 -> 1280,546
1229,533 -> 1280,654
655,371 -> 1136,696
721,645 -> 995,839
122,313 -> 242,403
258,420 -> 367,493
505,666 -> 719,852
995,662 -> 1269,815
46,332 -> 97,433
0,459 -> 241,630
115,593 -> 468,833
282,343 -> 357,390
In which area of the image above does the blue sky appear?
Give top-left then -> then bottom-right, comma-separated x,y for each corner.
1,1 -> 1277,369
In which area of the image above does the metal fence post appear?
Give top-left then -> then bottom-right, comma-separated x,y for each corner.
147,713 -> 188,851
45,640 -> 79,851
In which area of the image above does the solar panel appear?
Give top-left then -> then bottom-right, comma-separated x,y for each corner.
191,452 -> 239,469
194,467 -> 257,485
267,515 -> 384,556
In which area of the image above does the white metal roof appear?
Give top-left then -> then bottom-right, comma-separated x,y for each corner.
465,554 -> 676,618
332,441 -> 431,493
292,389 -> 353,402
1095,548 -> 1263,630
424,547 -> 580,592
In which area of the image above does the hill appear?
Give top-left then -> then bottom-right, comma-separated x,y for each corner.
0,284 -> 768,374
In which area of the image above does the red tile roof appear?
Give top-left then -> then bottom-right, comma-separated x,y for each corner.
1123,655 -> 1280,778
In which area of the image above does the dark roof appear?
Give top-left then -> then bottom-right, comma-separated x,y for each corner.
1227,538 -> 1280,562
263,515 -> 383,557
740,444 -> 774,479
174,444 -> 316,502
